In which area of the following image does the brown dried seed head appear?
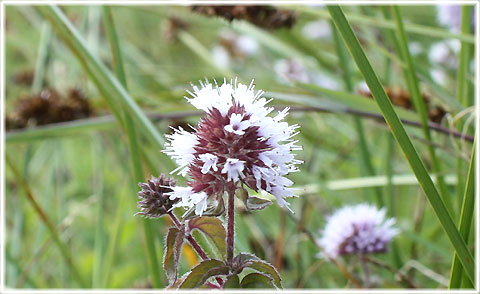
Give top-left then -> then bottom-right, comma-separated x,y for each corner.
191,5 -> 296,29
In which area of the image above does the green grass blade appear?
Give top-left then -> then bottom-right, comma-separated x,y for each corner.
36,5 -> 165,148
102,6 -> 162,288
449,138 -> 476,288
5,155 -> 87,288
455,6 -> 474,224
327,5 -> 475,284
390,6 -> 450,213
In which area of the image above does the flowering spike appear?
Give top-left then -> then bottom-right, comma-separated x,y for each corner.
319,204 -> 399,259
163,78 -> 302,215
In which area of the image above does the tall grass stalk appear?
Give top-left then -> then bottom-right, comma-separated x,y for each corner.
449,138 -> 476,288
449,7 -> 475,287
102,6 -> 163,288
327,5 -> 475,285
455,5 -> 474,231
390,6 -> 450,213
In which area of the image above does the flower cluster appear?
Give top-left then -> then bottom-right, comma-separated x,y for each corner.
319,204 -> 398,259
164,79 -> 302,215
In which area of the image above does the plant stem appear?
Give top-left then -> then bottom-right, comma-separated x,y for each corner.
167,212 -> 207,260
226,188 -> 236,265
360,255 -> 370,288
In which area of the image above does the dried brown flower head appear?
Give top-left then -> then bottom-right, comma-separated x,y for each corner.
6,87 -> 93,130
192,5 -> 296,29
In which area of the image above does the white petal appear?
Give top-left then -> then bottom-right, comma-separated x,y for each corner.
221,158 -> 245,182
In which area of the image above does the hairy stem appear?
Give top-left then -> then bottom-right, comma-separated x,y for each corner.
360,255 -> 370,288
226,188 -> 236,265
167,211 -> 223,286
167,212 -> 208,259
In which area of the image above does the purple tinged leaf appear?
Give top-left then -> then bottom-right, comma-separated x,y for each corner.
179,259 -> 229,289
188,217 -> 227,258
163,226 -> 185,285
235,253 -> 282,289
223,274 -> 240,289
240,272 -> 277,289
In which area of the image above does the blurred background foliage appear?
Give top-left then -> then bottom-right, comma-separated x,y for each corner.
4,4 -> 475,289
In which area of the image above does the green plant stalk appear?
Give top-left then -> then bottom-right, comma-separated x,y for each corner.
382,52 -> 403,270
450,7 -> 474,283
455,5 -> 473,223
102,6 -> 162,288
449,138 -> 476,288
390,6 -> 450,212
327,5 -> 475,284
31,21 -> 51,93
5,155 -> 87,288
331,20 -> 383,207
36,6 -> 165,148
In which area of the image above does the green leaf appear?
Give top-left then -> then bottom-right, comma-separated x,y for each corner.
179,259 -> 229,289
235,253 -> 282,289
245,196 -> 272,211
327,5 -> 475,284
188,217 -> 227,258
449,140 -> 476,288
240,273 -> 276,289
163,227 -> 185,285
223,274 -> 240,289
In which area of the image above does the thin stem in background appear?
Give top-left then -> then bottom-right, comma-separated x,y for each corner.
449,137 -> 476,288
359,255 -> 370,288
5,106 -> 474,144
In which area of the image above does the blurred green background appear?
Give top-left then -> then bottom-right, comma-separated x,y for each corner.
4,4 -> 475,289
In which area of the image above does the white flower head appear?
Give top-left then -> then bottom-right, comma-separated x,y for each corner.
163,78 -> 302,215
319,203 -> 399,259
